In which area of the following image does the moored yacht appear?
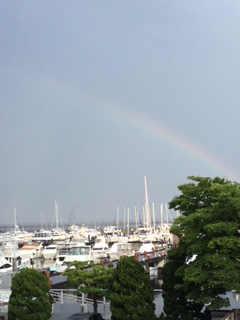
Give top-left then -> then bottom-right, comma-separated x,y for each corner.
63,242 -> 93,264
32,229 -> 53,243
54,242 -> 73,266
103,225 -> 120,237
138,240 -> 155,254
0,251 -> 13,273
52,228 -> 71,242
0,241 -> 30,269
107,242 -> 134,260
52,240 -> 93,272
42,243 -> 58,260
91,235 -> 109,261
68,224 -> 99,245
18,241 -> 43,260
54,239 -> 86,266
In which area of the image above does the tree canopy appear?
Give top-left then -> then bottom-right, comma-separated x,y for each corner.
63,261 -> 113,313
109,256 -> 157,320
163,176 -> 240,314
162,245 -> 212,320
8,268 -> 54,320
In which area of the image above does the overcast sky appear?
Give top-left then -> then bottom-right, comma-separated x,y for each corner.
1,1 -> 240,228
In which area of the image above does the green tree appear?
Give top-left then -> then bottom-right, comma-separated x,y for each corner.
162,245 -> 192,320
63,261 -> 113,313
162,245 -> 212,319
109,256 -> 157,320
165,176 -> 240,312
8,268 -> 54,320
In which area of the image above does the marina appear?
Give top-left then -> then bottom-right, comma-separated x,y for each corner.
0,180 -> 174,274
0,239 -> 168,319
0,217 -> 238,320
0,178 -> 175,318
0,199 -> 173,274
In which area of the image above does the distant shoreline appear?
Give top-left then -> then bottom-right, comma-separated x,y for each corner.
0,220 -> 168,233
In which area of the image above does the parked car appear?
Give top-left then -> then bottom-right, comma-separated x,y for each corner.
65,313 -> 105,320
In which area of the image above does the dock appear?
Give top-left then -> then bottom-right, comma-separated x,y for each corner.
48,247 -> 167,289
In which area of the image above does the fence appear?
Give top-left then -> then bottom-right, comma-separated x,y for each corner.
50,289 -> 110,312
221,309 -> 240,320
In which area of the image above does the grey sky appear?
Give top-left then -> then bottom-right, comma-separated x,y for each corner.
1,1 -> 240,228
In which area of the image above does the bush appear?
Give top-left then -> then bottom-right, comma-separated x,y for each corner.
8,268 -> 54,320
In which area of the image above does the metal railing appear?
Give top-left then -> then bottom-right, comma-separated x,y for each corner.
50,289 -> 110,306
221,309 -> 240,320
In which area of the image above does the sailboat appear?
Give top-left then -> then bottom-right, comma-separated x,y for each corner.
32,212 -> 53,243
135,177 -> 169,253
51,201 -> 71,242
135,177 -> 154,238
4,207 -> 33,245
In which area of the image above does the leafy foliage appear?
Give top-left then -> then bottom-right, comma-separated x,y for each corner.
109,256 -> 157,320
63,261 -> 113,313
162,246 -> 212,320
162,246 -> 192,319
8,268 -> 54,320
162,176 -> 240,317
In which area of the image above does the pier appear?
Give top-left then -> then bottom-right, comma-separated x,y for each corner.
48,247 -> 167,290
135,248 -> 167,273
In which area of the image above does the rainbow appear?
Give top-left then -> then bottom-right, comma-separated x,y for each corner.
8,64 -> 240,182
101,101 -> 239,182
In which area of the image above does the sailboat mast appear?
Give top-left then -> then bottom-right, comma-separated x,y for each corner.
144,176 -> 151,229
55,201 -> 59,230
160,203 -> 163,229
14,206 -> 17,233
116,206 -> 119,234
127,208 -> 130,236
134,207 -> 138,230
152,202 -> 155,231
